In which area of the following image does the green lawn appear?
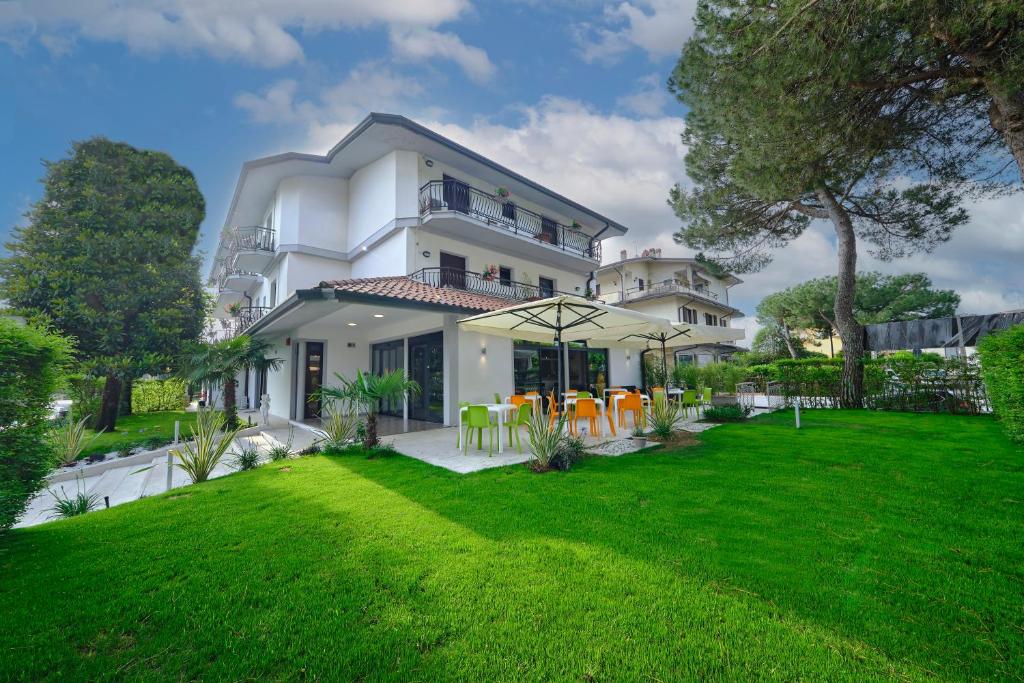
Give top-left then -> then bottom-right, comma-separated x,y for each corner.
2,410 -> 1022,680
80,411 -> 200,458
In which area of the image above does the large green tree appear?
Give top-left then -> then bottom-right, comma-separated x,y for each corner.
0,138 -> 207,432
669,1 -> 985,406
757,272 -> 960,358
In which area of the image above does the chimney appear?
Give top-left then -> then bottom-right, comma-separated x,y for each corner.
619,249 -> 627,261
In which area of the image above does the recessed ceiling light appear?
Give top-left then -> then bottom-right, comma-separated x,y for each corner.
347,322 -> 357,327
373,314 -> 384,318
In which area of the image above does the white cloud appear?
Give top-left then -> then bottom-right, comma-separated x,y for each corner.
389,27 -> 495,84
616,73 -> 670,116
576,0 -> 698,64
0,0 -> 470,66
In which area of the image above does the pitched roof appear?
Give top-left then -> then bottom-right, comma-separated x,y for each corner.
318,276 -> 514,313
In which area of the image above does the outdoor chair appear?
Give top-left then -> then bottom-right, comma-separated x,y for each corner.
681,389 -> 699,417
493,392 -> 503,405
464,405 -> 498,456
576,390 -> 592,398
455,401 -> 471,448
701,387 -> 712,408
571,398 -> 599,436
618,392 -> 644,429
546,393 -> 562,431
507,403 -> 533,453
510,395 -> 529,408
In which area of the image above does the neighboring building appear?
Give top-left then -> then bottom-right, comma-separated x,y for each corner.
209,113 -> 642,427
594,249 -> 745,367
802,331 -> 842,357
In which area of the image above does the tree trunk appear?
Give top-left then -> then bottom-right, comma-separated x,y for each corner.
94,374 -> 122,433
817,186 -> 865,408
781,320 -> 799,359
119,377 -> 133,417
223,377 -> 238,429
364,411 -> 379,450
987,84 -> 1024,181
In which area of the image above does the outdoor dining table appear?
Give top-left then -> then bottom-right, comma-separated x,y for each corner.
562,397 -> 608,438
458,403 -> 515,454
609,392 -> 652,418
505,394 -> 542,414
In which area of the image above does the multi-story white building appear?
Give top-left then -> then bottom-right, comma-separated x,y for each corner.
211,113 -> 647,429
595,249 -> 745,367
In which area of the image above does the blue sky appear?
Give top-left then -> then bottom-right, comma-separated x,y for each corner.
2,0 -> 1022,333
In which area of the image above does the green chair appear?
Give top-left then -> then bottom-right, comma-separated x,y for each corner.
493,392 -> 503,404
456,401 -> 471,447
576,390 -> 592,398
681,389 -> 698,417
506,403 -> 533,453
653,391 -> 668,409
701,387 -> 712,412
464,405 -> 498,456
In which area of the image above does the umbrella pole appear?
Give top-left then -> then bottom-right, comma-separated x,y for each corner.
555,329 -> 564,409
661,336 -> 668,384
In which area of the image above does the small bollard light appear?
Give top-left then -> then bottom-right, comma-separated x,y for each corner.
174,420 -> 180,445
794,398 -> 801,429
104,496 -> 110,509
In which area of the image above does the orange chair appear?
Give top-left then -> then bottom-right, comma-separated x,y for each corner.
546,393 -> 562,430
571,398 -> 599,436
618,392 -> 644,429
510,395 -> 529,408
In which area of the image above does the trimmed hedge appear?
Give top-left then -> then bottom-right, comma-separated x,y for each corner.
131,378 -> 188,413
977,323 -> 1024,443
0,318 -> 72,531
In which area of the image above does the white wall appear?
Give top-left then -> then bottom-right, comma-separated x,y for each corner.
458,330 -> 514,406
608,348 -> 641,388
294,175 -> 348,252
348,152 -> 398,248
350,229 -> 409,278
263,335 -> 293,420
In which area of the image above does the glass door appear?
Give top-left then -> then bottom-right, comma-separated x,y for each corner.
303,341 -> 324,420
408,332 -> 444,423
371,339 -> 405,417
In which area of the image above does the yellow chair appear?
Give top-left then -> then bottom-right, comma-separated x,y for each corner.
571,398 -> 599,436
619,392 -> 644,429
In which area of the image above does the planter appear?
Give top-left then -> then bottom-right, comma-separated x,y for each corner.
630,436 -> 647,448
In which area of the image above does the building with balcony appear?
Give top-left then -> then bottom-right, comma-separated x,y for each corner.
595,249 -> 746,367
209,113 -> 639,426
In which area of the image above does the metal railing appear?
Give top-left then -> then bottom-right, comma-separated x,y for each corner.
604,280 -> 719,304
408,268 -> 574,301
418,180 -> 601,261
232,226 -> 275,253
217,266 -> 262,291
212,306 -> 272,340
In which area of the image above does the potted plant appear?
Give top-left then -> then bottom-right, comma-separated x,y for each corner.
494,187 -> 510,200
481,264 -> 499,282
225,301 -> 242,317
630,426 -> 647,448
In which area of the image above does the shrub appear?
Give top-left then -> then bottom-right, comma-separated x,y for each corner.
702,404 -> 752,423
526,411 -> 566,472
232,443 -> 261,471
267,428 -> 293,461
550,434 -> 587,471
369,443 -> 399,458
131,378 -> 188,413
171,409 -> 241,483
48,413 -> 101,467
644,355 -> 668,389
0,319 -> 72,531
143,436 -> 172,451
297,444 -> 321,456
315,403 -> 360,451
49,480 -> 100,519
977,323 -> 1024,443
67,374 -> 104,419
646,400 -> 683,439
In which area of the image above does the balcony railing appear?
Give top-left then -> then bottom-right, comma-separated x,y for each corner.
217,265 -> 262,291
211,306 -> 272,340
604,280 -> 719,304
232,226 -> 275,253
418,180 -> 601,261
409,268 -> 577,302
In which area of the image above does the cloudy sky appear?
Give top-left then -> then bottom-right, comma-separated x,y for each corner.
2,0 -> 1022,340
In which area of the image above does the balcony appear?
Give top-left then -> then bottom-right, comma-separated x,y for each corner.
210,306 -> 272,340
601,280 -> 721,306
408,268 -> 577,301
418,180 -> 601,263
230,226 -> 276,273
218,265 -> 262,292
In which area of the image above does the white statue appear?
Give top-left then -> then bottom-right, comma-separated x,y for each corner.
259,393 -> 270,425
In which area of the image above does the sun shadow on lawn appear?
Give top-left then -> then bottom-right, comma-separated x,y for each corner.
312,411 -> 1024,680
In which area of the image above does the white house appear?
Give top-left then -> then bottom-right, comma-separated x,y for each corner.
595,249 -> 746,367
210,113 -> 646,430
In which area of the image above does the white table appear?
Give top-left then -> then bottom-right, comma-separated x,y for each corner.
458,403 -> 515,454
506,394 -> 542,414
610,393 -> 651,420
563,397 -> 607,438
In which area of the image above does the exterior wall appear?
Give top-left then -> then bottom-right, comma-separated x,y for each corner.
596,259 -> 732,308
350,229 -> 409,279
458,330 -> 514,406
292,176 -> 348,253
263,335 -> 293,420
607,348 -> 642,388
348,152 -> 399,248
407,229 -> 591,293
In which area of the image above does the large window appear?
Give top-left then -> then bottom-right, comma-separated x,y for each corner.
513,342 -> 608,395
679,307 -> 698,324
704,312 -> 718,326
538,276 -> 555,298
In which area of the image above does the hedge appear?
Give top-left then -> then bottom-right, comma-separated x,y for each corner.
0,318 -> 72,531
131,378 -> 189,413
977,323 -> 1024,443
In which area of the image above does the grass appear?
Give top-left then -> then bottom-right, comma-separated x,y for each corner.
2,410 -> 1022,680
78,411 -> 213,458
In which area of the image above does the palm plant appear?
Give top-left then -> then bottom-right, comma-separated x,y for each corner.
525,410 -> 567,472
646,399 -> 683,440
49,477 -> 99,518
171,409 -> 241,483
320,370 -> 420,449
314,402 -> 360,451
48,413 -> 103,467
180,335 -> 282,429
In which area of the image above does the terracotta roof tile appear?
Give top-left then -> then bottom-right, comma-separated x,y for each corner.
318,276 -> 513,313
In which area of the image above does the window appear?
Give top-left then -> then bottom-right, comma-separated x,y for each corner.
675,353 -> 696,366
704,313 -> 718,326
720,317 -> 728,327
270,280 -> 277,307
538,276 -> 555,298
637,278 -> 645,291
595,283 -> 601,295
679,307 -> 698,324
499,266 -> 512,287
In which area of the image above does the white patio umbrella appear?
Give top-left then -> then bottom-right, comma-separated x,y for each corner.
457,295 -> 677,399
588,322 -> 745,381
